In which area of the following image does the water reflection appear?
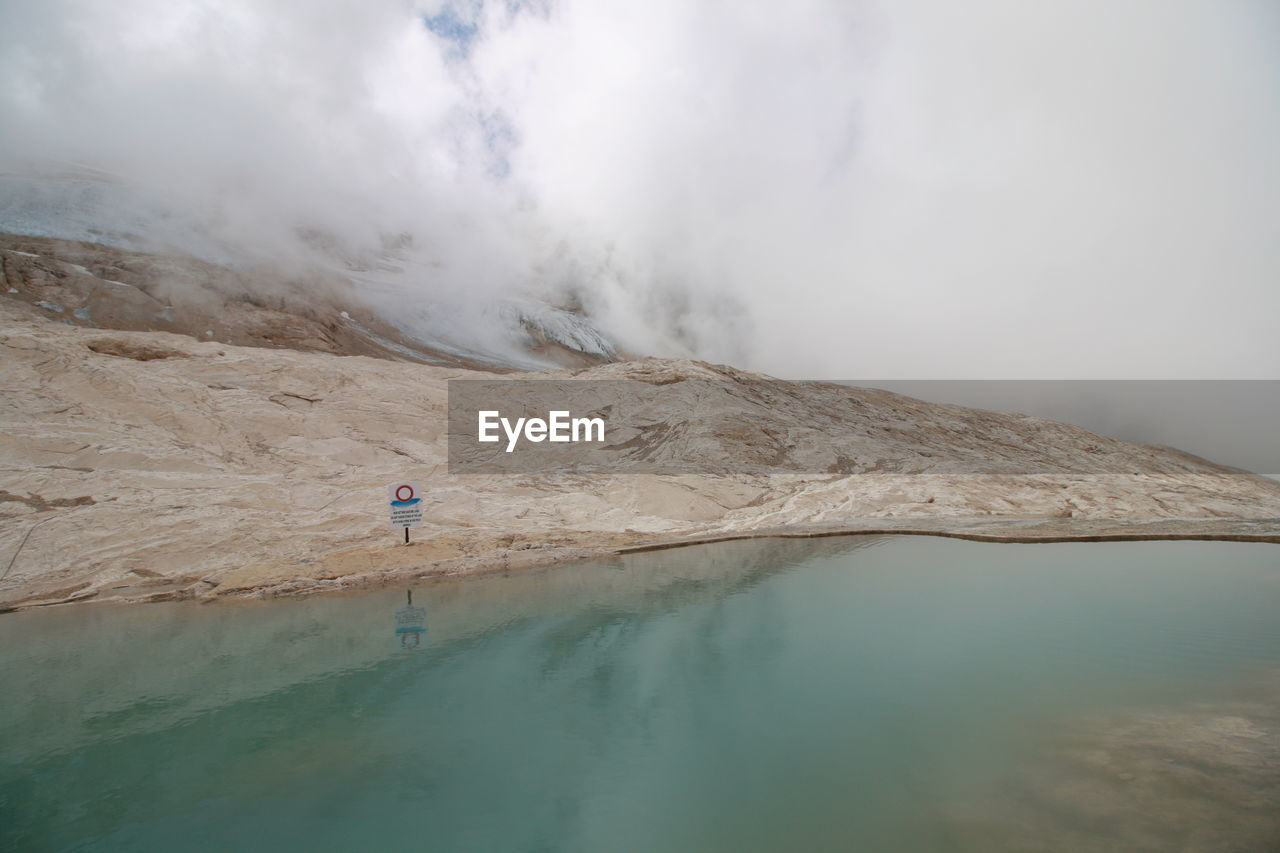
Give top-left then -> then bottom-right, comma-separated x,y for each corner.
0,537 -> 1276,852
394,590 -> 427,650
0,537 -> 875,770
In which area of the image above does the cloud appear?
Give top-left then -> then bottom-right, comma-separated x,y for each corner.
1,0 -> 1277,376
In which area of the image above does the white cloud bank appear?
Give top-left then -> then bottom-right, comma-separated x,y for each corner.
1,0 -> 1277,377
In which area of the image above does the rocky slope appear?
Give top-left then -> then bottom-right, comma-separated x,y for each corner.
2,279 -> 1279,609
0,232 -> 612,369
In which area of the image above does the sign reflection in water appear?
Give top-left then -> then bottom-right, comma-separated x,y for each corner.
394,589 -> 427,650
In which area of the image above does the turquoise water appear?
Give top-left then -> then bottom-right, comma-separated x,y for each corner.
2,536 -> 1278,852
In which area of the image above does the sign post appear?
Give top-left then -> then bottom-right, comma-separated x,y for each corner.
388,482 -> 423,544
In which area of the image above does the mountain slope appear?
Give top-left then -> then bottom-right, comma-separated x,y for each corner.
2,294 -> 1278,609
0,232 -> 618,369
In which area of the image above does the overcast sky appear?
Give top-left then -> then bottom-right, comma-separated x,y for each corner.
2,0 -> 1278,378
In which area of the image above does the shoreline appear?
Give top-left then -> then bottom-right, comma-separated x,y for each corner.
618,516 -> 1280,551
5,516 -> 1277,614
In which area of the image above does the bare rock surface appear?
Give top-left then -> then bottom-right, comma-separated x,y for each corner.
2,278 -> 1279,609
0,232 -> 514,368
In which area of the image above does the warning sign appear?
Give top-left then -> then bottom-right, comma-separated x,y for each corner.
388,482 -> 424,529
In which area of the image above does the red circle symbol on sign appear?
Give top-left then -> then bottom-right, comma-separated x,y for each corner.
396,485 -> 414,502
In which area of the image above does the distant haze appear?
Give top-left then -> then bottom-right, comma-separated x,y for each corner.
1,1 -> 1278,378
857,381 -> 1280,477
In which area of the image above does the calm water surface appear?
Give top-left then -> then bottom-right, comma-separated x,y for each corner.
2,537 -> 1278,852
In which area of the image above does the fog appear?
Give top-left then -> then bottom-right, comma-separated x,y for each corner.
2,0 -> 1277,378
855,381 -> 1280,476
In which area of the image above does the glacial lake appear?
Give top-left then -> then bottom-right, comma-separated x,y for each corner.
2,536 -> 1278,852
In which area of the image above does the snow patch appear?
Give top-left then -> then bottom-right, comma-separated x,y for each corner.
504,300 -> 616,360
0,170 -> 245,268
